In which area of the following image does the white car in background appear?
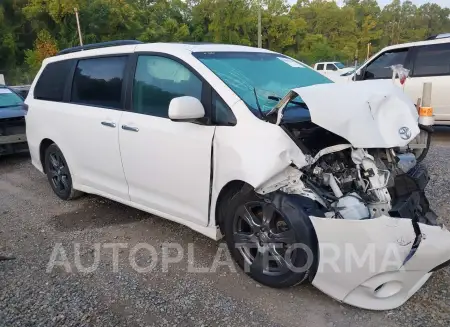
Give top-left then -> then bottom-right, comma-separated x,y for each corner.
25,41 -> 450,311
335,35 -> 450,125
313,61 -> 354,75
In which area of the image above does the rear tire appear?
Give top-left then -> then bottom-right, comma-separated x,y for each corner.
44,144 -> 82,200
223,186 -> 318,288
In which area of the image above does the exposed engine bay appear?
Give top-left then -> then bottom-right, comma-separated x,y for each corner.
246,81 -> 449,310
264,121 -> 437,226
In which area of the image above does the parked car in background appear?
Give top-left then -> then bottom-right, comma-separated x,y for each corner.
0,85 -> 28,156
326,65 -> 361,82
313,61 -> 353,75
10,85 -> 31,99
344,35 -> 450,125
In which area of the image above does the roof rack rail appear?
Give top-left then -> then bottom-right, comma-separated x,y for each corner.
426,33 -> 450,40
57,40 -> 144,55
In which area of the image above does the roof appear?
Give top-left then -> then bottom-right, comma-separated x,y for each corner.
46,42 -> 274,64
380,36 -> 450,51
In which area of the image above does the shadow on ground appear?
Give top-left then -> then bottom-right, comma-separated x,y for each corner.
50,196 -> 149,232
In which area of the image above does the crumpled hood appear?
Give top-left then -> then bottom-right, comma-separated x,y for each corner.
284,80 -> 420,148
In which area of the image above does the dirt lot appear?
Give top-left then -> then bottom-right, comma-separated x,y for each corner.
1,128 -> 450,327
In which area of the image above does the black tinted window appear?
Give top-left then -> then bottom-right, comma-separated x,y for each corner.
413,44 -> 450,76
364,49 -> 408,79
133,56 -> 202,117
316,64 -> 324,70
212,92 -> 236,126
34,60 -> 73,101
71,56 -> 127,109
326,64 -> 337,71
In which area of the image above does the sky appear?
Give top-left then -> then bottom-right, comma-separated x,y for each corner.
287,0 -> 450,9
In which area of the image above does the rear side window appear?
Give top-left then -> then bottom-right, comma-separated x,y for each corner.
413,43 -> 450,77
316,64 -> 324,70
34,60 -> 73,101
363,49 -> 409,79
71,56 -> 127,109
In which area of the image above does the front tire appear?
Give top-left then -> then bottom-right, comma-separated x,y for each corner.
223,187 -> 318,288
44,144 -> 82,200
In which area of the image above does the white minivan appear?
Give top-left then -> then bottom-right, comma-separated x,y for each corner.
25,41 -> 450,311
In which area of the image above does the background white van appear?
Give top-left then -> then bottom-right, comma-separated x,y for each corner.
340,35 -> 450,125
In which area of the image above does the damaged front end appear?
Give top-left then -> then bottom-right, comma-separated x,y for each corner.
253,81 -> 450,310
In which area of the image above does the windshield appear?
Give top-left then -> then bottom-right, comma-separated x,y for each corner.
193,52 -> 332,114
0,88 -> 23,108
335,62 -> 346,69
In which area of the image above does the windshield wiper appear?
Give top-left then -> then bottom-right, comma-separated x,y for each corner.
267,95 -> 308,109
253,88 -> 267,121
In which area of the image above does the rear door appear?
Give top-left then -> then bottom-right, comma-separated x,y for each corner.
119,54 -> 215,226
405,43 -> 450,122
61,56 -> 130,199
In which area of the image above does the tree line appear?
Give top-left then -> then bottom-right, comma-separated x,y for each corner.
1,0 -> 449,84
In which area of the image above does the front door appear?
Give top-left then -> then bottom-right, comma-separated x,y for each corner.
119,54 -> 215,226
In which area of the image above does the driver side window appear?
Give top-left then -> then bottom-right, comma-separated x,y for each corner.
363,49 -> 409,80
132,55 -> 203,118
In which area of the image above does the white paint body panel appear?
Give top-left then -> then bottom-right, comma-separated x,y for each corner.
118,112 -> 215,226
25,42 -> 450,311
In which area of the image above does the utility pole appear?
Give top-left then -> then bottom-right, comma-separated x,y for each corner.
74,8 -> 83,46
366,42 -> 371,60
257,1 -> 262,48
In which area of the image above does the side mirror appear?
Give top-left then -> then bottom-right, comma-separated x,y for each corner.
354,68 -> 365,81
168,96 -> 205,121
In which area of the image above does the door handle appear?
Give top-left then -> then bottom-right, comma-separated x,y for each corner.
122,125 -> 139,132
101,121 -> 116,128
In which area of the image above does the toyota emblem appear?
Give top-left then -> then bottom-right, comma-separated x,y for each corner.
399,127 -> 412,140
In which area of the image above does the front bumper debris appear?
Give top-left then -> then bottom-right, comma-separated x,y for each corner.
0,117 -> 28,155
309,216 -> 450,310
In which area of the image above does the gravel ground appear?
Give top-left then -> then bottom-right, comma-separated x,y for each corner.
1,129 -> 450,327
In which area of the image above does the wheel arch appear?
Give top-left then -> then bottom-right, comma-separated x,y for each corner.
214,180 -> 253,234
39,138 -> 55,173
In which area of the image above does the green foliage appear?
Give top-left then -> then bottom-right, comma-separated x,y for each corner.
1,0 -> 449,83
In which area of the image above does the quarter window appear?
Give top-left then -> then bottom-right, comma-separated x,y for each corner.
413,44 -> 450,76
316,64 -> 324,71
71,56 -> 127,109
212,91 -> 236,126
363,49 -> 408,79
132,56 -> 203,118
34,60 -> 73,101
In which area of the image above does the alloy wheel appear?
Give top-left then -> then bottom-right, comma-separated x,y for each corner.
233,201 -> 297,276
